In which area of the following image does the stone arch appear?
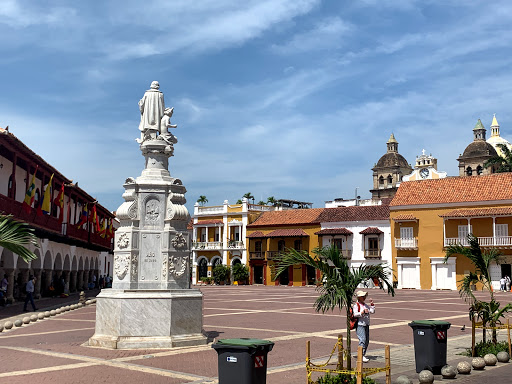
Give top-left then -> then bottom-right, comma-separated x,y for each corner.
94,258 -> 99,270
78,256 -> 83,271
72,255 -> 77,271
16,256 -> 29,270
466,166 -> 473,176
0,248 -> 15,269
54,253 -> 63,271
231,256 -> 242,266
84,257 -> 90,271
43,250 -> 53,270
63,254 -> 71,271
211,256 -> 222,267
31,249 -> 42,270
197,257 -> 208,280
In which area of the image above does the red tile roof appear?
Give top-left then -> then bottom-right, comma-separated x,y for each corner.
439,207 -> 512,218
392,214 -> 418,222
390,173 -> 512,207
317,205 -> 390,222
247,208 -> 324,227
247,231 -> 266,238
359,227 -> 383,235
266,228 -> 309,237
193,219 -> 223,225
314,228 -> 353,236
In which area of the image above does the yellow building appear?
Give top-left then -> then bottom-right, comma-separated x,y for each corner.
390,173 -> 512,290
191,198 -> 272,284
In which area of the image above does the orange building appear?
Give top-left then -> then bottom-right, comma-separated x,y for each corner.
390,173 -> 512,290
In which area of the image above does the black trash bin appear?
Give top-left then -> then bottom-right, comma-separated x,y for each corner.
408,320 -> 451,374
212,338 -> 274,384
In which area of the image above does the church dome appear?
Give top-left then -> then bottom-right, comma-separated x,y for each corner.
375,152 -> 410,168
461,141 -> 497,158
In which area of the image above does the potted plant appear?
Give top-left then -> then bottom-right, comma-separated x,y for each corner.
213,264 -> 230,285
232,263 -> 249,285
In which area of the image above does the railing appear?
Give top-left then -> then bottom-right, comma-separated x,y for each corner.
444,236 -> 512,247
192,241 -> 223,250
340,249 -> 352,259
364,250 -> 381,258
248,204 -> 274,212
267,251 -> 282,260
395,238 -> 418,249
197,205 -> 225,214
227,240 -> 244,249
249,252 -> 265,260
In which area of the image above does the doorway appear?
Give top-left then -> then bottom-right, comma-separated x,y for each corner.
501,264 -> 511,279
198,258 -> 208,279
279,266 -> 289,285
306,265 -> 316,285
253,266 -> 263,284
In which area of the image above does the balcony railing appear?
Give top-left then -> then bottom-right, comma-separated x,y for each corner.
197,205 -> 224,214
395,238 -> 418,249
267,251 -> 283,260
248,204 -> 274,212
340,249 -> 352,259
228,240 -> 244,249
192,241 -> 222,250
249,252 -> 265,260
364,250 -> 381,259
445,236 -> 512,247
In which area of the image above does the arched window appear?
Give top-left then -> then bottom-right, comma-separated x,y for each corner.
212,258 -> 221,269
379,176 -> 384,185
255,241 -> 262,252
476,165 -> 483,175
466,166 -> 473,176
278,240 -> 286,252
232,258 -> 241,265
387,175 -> 393,184
198,258 -> 208,279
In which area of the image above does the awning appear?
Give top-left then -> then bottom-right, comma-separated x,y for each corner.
359,227 -> 383,235
392,214 -> 418,222
314,228 -> 353,236
439,207 -> 512,218
265,228 -> 309,237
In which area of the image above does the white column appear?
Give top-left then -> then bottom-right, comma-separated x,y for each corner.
442,218 -> 446,247
431,262 -> 437,290
193,227 -> 197,243
205,227 -> 208,245
397,263 -> 403,289
493,216 -> 496,246
416,263 -> 421,289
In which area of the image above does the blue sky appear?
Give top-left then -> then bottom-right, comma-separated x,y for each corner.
1,0 -> 512,213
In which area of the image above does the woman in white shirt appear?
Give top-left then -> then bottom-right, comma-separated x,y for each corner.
353,290 -> 375,362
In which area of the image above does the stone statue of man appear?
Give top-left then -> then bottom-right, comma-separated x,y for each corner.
138,81 -> 165,139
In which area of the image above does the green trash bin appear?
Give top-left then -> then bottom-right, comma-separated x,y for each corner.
408,320 -> 451,374
212,338 -> 274,384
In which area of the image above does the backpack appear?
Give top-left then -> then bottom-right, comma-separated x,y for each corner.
349,302 -> 361,330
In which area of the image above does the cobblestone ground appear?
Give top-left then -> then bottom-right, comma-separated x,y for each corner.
1,286 -> 512,383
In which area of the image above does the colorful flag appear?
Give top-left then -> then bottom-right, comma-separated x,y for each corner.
40,173 -> 54,215
54,183 -> 65,223
76,203 -> 88,229
107,218 -> 115,239
98,218 -> 107,237
22,166 -> 38,214
91,204 -> 101,232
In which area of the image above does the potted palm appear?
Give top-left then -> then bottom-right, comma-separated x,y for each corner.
232,264 -> 249,285
213,264 -> 230,285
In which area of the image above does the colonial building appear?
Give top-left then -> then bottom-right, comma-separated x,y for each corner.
457,119 -> 498,176
402,149 -> 447,181
390,173 -> 512,290
370,134 -> 412,200
246,205 -> 391,286
0,127 -> 115,303
191,198 -> 274,284
487,114 -> 512,157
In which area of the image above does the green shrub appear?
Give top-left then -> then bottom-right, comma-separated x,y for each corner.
232,263 -> 249,282
213,264 -> 230,284
200,277 -> 214,284
317,373 -> 376,384
462,340 -> 509,357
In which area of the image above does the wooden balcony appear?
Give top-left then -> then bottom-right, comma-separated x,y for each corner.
395,238 -> 418,250
364,249 -> 382,259
266,251 -> 282,260
249,252 -> 264,260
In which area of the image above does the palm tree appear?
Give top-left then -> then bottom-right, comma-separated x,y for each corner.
236,199 -> 243,204
274,245 -> 394,369
243,192 -> 255,204
445,234 -> 505,344
267,196 -> 278,206
483,143 -> 512,173
0,214 -> 38,262
196,195 -> 208,206
257,200 -> 266,206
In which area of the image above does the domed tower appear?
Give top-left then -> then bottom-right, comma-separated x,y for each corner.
487,114 -> 512,157
457,119 -> 498,176
370,133 -> 412,200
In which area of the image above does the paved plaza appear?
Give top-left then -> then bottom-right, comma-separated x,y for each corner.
1,286 -> 512,383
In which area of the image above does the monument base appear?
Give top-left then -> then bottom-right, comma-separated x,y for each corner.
88,289 -> 207,349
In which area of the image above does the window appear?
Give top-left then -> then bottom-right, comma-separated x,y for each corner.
277,240 -> 285,252
294,239 -> 302,251
496,224 -> 508,238
214,229 -> 219,242
400,227 -> 413,239
476,165 -> 483,175
466,166 -> 472,176
255,241 -> 262,252
333,238 -> 343,250
368,237 -> 379,251
387,175 -> 393,184
200,230 -> 206,242
8,175 -> 13,198
379,176 -> 384,185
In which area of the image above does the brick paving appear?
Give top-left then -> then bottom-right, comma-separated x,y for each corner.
0,286 -> 512,383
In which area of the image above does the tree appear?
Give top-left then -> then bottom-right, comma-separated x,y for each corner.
232,263 -> 249,283
236,199 -> 243,204
483,143 -> 512,173
0,214 -> 38,262
274,245 -> 394,369
243,192 -> 255,204
445,234 -> 511,343
197,195 -> 208,206
257,200 -> 266,206
267,196 -> 278,206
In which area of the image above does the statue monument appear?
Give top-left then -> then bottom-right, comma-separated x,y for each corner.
89,81 -> 207,349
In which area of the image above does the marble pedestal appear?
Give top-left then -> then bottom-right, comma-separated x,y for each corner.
89,289 -> 207,349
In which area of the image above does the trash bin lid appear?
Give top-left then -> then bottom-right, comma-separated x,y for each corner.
215,338 -> 274,348
408,320 -> 451,328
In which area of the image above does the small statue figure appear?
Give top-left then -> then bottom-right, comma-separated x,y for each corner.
161,107 -> 177,135
137,81 -> 165,143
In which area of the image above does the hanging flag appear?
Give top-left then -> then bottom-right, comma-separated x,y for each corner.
54,183 -> 65,223
98,218 -> 107,237
91,204 -> 101,232
76,203 -> 88,229
107,218 -> 115,239
22,166 -> 38,214
40,173 -> 54,215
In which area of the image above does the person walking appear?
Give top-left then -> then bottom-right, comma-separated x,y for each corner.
506,275 -> 511,292
23,275 -> 37,312
353,290 -> 375,362
500,276 -> 506,291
